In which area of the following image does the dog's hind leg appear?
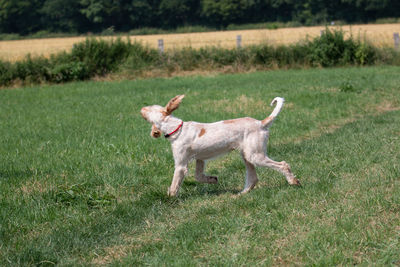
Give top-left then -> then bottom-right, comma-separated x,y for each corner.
250,155 -> 300,186
240,155 -> 259,194
195,160 -> 218,184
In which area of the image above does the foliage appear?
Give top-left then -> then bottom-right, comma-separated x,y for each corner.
50,62 -> 89,83
13,56 -> 51,84
0,0 -> 43,34
0,60 -> 13,85
70,38 -> 133,75
0,0 -> 400,34
0,30 -> 398,87
307,28 -> 376,66
200,0 -> 256,28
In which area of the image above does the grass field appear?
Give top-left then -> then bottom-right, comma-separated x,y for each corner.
1,23 -> 399,62
1,66 -> 400,265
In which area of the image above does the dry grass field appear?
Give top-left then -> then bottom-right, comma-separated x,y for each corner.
1,23 -> 399,62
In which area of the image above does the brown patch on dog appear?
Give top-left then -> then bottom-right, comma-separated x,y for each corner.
261,116 -> 274,126
223,118 -> 255,124
198,128 -> 206,137
161,110 -> 169,117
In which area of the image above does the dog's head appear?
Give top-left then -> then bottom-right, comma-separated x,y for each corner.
140,95 -> 185,138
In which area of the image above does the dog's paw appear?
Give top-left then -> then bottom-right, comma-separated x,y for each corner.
289,178 -> 301,186
167,187 -> 178,197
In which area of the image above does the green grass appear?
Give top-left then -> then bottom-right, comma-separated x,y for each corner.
1,66 -> 400,265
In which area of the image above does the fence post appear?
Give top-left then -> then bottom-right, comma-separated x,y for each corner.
394,33 -> 400,49
236,35 -> 242,48
158,39 -> 164,53
320,30 -> 325,36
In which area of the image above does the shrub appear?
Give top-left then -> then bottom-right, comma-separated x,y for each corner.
161,48 -> 201,71
375,47 -> 400,65
50,62 -> 89,83
0,60 -> 14,85
250,45 -> 274,66
13,56 -> 51,83
0,32 -> 396,87
71,38 -> 132,75
162,47 -> 245,71
307,28 -> 376,66
355,43 -> 376,65
123,42 -> 160,71
0,33 -> 21,41
200,47 -> 237,66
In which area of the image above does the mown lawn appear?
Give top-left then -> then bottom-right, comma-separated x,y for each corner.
1,66 -> 399,265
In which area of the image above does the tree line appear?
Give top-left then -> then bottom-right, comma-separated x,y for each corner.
1,0 -> 400,35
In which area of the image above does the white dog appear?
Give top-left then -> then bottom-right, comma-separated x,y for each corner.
141,95 -> 300,196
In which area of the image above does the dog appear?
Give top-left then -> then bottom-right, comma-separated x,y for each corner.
140,95 -> 300,196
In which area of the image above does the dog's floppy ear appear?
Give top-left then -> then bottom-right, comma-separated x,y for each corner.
151,124 -> 161,138
165,95 -> 185,115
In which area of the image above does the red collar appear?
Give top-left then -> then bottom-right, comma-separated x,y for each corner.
164,121 -> 183,138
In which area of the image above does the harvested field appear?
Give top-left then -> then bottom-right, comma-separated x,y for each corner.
1,23 -> 399,62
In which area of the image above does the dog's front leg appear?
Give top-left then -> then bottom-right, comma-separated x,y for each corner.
168,164 -> 188,197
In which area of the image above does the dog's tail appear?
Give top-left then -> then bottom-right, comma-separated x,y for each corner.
261,97 -> 285,128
